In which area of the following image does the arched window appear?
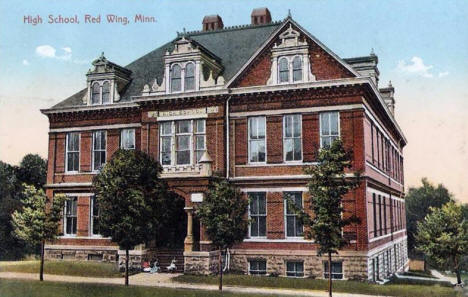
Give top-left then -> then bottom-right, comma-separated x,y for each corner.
279,58 -> 289,83
91,82 -> 100,104
102,81 -> 110,104
184,63 -> 195,91
171,64 -> 182,92
292,56 -> 302,82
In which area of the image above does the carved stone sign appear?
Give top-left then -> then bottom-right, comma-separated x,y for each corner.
190,193 -> 204,202
148,106 -> 219,118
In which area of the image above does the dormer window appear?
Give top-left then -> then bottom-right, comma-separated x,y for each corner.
171,64 -> 182,92
293,56 -> 303,82
279,58 -> 289,83
90,80 -> 111,105
169,62 -> 197,93
86,53 -> 131,106
267,25 -> 315,86
185,62 -> 195,91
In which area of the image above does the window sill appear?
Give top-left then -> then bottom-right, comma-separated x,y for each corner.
238,162 -> 316,168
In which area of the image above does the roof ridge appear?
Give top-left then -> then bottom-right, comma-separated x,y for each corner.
181,20 -> 283,37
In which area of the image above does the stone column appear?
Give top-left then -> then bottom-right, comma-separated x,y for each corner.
184,207 -> 194,252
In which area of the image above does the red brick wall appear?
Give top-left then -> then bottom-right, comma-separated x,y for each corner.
302,113 -> 319,162
77,196 -> 90,236
266,116 -> 283,163
266,192 -> 284,239
237,52 -> 272,87
235,118 -> 248,165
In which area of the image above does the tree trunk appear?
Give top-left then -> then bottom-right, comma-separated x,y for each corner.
454,256 -> 462,285
125,249 -> 129,286
39,240 -> 45,281
328,252 -> 332,297
218,249 -> 223,291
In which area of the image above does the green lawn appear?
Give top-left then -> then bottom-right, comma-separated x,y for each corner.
0,279 -> 267,297
0,260 -> 121,278
174,274 -> 461,297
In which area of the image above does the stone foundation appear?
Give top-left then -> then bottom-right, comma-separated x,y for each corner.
229,249 -> 368,280
45,247 -> 118,262
184,251 -> 219,275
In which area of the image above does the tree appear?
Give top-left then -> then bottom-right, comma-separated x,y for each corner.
0,155 -> 48,260
416,201 -> 468,285
196,180 -> 248,291
405,178 -> 452,256
92,149 -> 169,286
11,185 -> 66,281
296,140 -> 359,297
17,154 -> 47,189
0,161 -> 25,260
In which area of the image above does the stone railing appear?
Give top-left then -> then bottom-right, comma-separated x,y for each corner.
161,151 -> 213,178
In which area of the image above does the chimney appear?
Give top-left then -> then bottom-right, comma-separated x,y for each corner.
343,50 -> 380,86
380,81 -> 396,115
251,7 -> 272,25
202,15 -> 224,31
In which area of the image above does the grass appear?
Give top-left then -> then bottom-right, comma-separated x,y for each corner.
174,274 -> 461,297
0,279 -> 266,297
0,260 -> 121,278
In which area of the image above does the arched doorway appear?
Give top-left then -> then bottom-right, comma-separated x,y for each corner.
147,192 -> 187,272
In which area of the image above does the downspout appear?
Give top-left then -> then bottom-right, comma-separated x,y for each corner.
225,95 -> 232,179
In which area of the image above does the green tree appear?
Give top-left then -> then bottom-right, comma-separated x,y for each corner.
11,185 -> 66,281
0,161 -> 24,260
416,201 -> 468,285
296,140 -> 359,297
92,149 -> 169,286
17,154 -> 47,189
196,180 -> 248,291
406,178 -> 452,256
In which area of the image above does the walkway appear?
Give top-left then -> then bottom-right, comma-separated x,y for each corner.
0,272 -> 391,297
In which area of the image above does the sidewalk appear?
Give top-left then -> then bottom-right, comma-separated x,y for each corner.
0,272 -> 391,297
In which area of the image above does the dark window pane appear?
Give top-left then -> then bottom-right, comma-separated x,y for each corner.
171,64 -> 181,92
102,81 -> 110,103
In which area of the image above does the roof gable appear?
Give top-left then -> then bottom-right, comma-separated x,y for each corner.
228,18 -> 358,87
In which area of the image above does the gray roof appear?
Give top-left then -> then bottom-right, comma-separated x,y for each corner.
51,21 -> 282,109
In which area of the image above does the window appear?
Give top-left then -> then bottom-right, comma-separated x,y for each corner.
371,123 -> 375,163
248,117 -> 266,163
160,122 -> 172,165
286,261 -> 304,277
66,132 -> 80,172
90,196 -> 100,236
283,114 -> 302,161
378,195 -> 383,236
284,192 -> 303,237
292,56 -> 302,82
249,260 -> 266,275
64,197 -> 77,236
102,81 -> 110,104
91,82 -> 100,104
170,64 -> 182,92
248,192 -> 266,237
383,197 -> 387,235
194,119 -> 206,162
372,193 -> 377,237
185,62 -> 195,91
278,57 -> 289,83
159,120 -> 206,166
324,261 -> 343,279
92,131 -> 106,171
121,129 -> 135,150
176,120 -> 191,165
320,112 -> 339,148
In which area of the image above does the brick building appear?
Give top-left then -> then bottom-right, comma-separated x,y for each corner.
41,8 -> 408,281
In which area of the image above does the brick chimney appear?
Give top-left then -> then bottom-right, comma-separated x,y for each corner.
202,15 -> 224,31
251,7 -> 272,25
380,81 -> 396,115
